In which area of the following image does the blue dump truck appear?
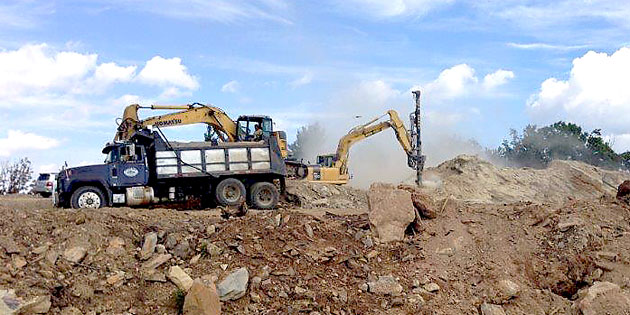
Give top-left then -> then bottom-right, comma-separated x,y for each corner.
55,117 -> 287,210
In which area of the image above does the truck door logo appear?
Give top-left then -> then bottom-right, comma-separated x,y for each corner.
123,167 -> 139,177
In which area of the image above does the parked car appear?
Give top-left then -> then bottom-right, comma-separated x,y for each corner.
33,173 -> 57,197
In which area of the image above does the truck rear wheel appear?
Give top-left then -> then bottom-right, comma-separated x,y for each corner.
249,182 -> 279,209
215,178 -> 246,207
71,186 -> 104,209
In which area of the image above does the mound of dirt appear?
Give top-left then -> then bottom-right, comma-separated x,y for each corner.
2,193 -> 630,314
285,181 -> 367,209
420,155 -> 629,204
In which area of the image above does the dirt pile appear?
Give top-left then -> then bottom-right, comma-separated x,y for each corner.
285,180 -> 367,209
420,155 -> 629,204
1,194 -> 630,314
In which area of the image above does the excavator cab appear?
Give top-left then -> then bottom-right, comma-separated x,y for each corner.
316,154 -> 335,167
236,115 -> 273,141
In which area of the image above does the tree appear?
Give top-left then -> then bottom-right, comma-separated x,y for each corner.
494,121 -> 626,170
289,123 -> 326,162
0,157 -> 33,194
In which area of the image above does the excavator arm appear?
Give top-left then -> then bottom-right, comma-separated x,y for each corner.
115,103 -> 238,142
334,110 -> 415,175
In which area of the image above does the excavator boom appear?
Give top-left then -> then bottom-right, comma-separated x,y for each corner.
115,103 -> 238,142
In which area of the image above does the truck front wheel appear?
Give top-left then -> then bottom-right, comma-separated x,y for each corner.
249,182 -> 279,209
215,178 -> 246,207
71,186 -> 105,209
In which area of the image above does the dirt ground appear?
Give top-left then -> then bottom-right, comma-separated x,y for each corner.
1,157 -> 630,314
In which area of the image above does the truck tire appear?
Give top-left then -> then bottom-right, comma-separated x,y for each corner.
215,178 -> 246,207
71,186 -> 104,209
249,182 -> 279,209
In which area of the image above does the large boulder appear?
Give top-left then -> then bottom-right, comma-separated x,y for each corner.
575,281 -> 630,315
617,180 -> 630,199
217,267 -> 249,301
183,279 -> 221,315
368,183 -> 415,242
398,184 -> 437,219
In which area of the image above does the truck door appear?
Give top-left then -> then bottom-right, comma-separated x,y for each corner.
109,144 -> 149,188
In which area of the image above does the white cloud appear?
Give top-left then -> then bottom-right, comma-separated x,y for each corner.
290,73 -> 313,87
507,42 -> 588,51
221,80 -> 240,93
137,56 -> 199,90
528,47 -> 630,149
483,69 -> 514,89
424,64 -> 477,99
0,130 -> 60,157
0,44 -> 97,100
335,0 -> 454,18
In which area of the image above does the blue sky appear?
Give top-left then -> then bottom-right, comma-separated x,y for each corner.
2,0 -> 630,176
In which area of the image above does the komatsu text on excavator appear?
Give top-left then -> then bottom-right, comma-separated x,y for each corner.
289,91 -> 425,185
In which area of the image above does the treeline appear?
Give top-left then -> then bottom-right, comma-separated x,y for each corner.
492,121 -> 630,170
0,157 -> 33,194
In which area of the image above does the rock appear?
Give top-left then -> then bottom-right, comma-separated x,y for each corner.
617,180 -> 630,199
0,237 -> 20,254
206,225 -> 216,236
12,255 -> 26,269
18,295 -> 51,314
278,290 -> 288,298
106,237 -> 125,256
424,282 -> 440,292
411,191 -> 437,219
480,303 -> 506,315
0,289 -> 22,314
156,244 -> 167,254
557,217 -> 584,232
250,276 -> 262,289
304,223 -> 314,238
576,281 -> 630,315
274,214 -> 282,227
165,234 -> 177,250
31,245 -> 49,255
204,243 -> 223,258
362,236 -> 374,248
190,254 -> 201,265
497,279 -> 519,300
63,246 -> 87,264
142,253 -> 172,270
144,269 -> 167,282
217,267 -> 249,301
106,271 -> 125,287
249,292 -> 261,303
173,240 -> 191,259
140,232 -> 158,260
367,183 -> 415,242
45,250 -> 59,265
408,294 -> 425,307
339,289 -> 348,303
183,279 -> 221,315
368,275 -> 403,295
168,266 -> 194,291
359,283 -> 369,292
60,306 -> 82,315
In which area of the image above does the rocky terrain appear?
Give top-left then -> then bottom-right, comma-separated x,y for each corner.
1,156 -> 630,314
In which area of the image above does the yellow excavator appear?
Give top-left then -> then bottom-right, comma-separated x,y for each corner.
292,91 -> 425,185
114,102 -> 288,158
